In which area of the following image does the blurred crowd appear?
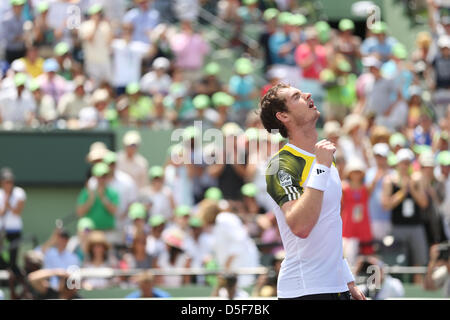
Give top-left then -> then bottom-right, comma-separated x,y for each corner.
0,0 -> 450,299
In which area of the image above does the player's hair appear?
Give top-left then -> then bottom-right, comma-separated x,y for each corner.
259,83 -> 290,138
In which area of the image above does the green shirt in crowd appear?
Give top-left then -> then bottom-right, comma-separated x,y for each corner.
76,187 -> 119,230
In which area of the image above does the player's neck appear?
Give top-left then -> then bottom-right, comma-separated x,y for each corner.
288,126 -> 318,154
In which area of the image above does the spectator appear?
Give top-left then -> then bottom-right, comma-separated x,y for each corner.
53,42 -> 79,81
28,268 -> 82,299
228,58 -> 258,127
141,165 -> 175,221
365,143 -> 393,241
116,130 -> 150,190
8,250 -> 44,299
339,114 -> 372,166
33,1 -> 56,58
124,202 -> 149,247
207,123 -> 246,202
341,159 -> 374,266
191,94 -> 218,130
335,19 -> 361,74
82,231 -> 115,290
78,88 -> 110,129
2,0 -> 26,64
424,242 -> 450,297
112,23 -> 154,96
360,21 -> 397,62
295,27 -> 327,81
355,256 -> 405,300
437,151 -> 450,240
146,214 -> 167,261
211,91 -> 234,129
140,57 -> 172,96
169,20 -> 210,84
184,216 -> 213,284
212,273 -> 249,299
28,79 -> 57,125
66,217 -> 95,263
126,271 -> 171,298
0,167 -> 26,277
194,62 -> 223,97
125,82 -> 155,125
36,58 -> 68,104
381,148 -> 429,282
39,228 -> 81,290
123,0 -> 160,44
173,0 -> 200,22
429,35 -> 450,119
199,199 -> 259,288
19,44 -> 44,78
237,183 -> 264,239
155,227 -> 191,288
57,75 -> 90,125
79,4 -> 113,84
419,151 -> 446,245
173,205 -> 191,231
0,72 -> 36,127
76,163 -> 119,235
259,8 -> 279,71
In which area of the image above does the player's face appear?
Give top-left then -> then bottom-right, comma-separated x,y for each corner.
277,86 -> 320,128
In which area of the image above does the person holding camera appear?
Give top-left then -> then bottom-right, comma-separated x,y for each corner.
424,242 -> 450,297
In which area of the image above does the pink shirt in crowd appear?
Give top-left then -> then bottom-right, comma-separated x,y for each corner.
170,32 -> 210,70
295,44 -> 327,80
37,74 -> 68,104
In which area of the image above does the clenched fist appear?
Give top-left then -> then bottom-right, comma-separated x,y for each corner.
314,140 -> 336,168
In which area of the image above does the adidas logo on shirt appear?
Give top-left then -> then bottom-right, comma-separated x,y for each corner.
316,169 -> 325,175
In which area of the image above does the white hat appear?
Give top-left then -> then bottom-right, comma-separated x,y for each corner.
323,120 -> 341,137
438,35 -> 450,49
362,56 -> 382,69
373,143 -> 390,158
345,158 -> 367,175
152,57 -> 170,70
343,114 -> 366,134
123,130 -> 142,146
419,151 -> 435,167
86,142 -> 109,163
396,148 -> 415,163
91,88 -> 109,105
11,59 -> 26,72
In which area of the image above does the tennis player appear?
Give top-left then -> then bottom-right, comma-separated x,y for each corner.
260,83 -> 366,300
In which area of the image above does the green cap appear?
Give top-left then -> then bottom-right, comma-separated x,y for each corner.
92,162 -> 110,177
14,73 -> 27,87
243,0 -> 257,5
10,0 -> 26,6
193,94 -> 211,109
28,79 -> 40,92
337,60 -> 352,73
245,127 -> 259,141
183,126 -> 200,141
320,68 -> 336,82
339,19 -> 355,31
204,62 -> 220,76
175,205 -> 191,217
412,144 -> 431,155
389,133 -> 407,148
241,183 -> 257,197
393,43 -> 408,60
128,202 -> 147,220
54,42 -> 70,56
212,92 -> 234,107
222,122 -> 243,136
149,214 -> 166,227
371,21 -> 388,34
77,217 -> 95,232
126,82 -> 140,95
235,57 -> 253,75
204,187 -> 223,201
290,14 -> 307,27
437,151 -> 450,166
105,109 -> 118,122
88,3 -> 103,15
263,8 -> 279,22
149,166 -> 164,179
315,21 -> 330,32
387,152 -> 398,167
37,1 -> 49,13
189,216 -> 203,228
102,151 -> 117,165
277,12 -> 292,25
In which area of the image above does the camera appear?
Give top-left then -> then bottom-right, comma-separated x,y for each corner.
437,241 -> 450,261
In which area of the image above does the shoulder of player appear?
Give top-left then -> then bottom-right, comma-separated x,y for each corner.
265,148 -> 307,177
